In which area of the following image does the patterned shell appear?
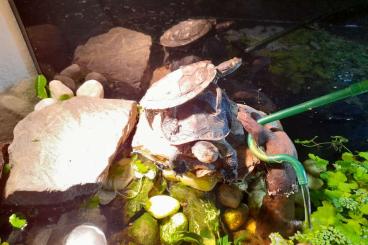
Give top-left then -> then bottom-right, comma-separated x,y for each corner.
160,19 -> 213,47
160,85 -> 231,145
140,60 -> 217,109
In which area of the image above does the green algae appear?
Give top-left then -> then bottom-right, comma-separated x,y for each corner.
258,28 -> 368,94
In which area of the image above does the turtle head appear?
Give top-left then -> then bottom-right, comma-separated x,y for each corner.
216,57 -> 242,78
191,141 -> 219,164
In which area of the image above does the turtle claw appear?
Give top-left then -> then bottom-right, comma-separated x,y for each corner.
221,168 -> 238,183
172,159 -> 189,175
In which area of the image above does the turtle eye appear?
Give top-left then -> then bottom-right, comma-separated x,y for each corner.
250,112 -> 262,121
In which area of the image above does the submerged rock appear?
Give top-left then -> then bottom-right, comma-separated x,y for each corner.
4,96 -> 137,205
26,208 -> 107,245
73,27 -> 152,99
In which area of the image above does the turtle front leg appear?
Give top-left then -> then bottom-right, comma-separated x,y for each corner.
168,151 -> 189,175
215,139 -> 238,182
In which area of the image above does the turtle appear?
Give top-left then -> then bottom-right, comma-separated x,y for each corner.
136,57 -> 244,181
133,84 -> 241,180
160,19 -> 215,48
140,57 -> 242,110
159,18 -> 234,64
159,84 -> 240,181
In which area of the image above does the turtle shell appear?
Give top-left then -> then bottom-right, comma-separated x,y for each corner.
160,19 -> 213,47
160,85 -> 231,145
140,60 -> 217,109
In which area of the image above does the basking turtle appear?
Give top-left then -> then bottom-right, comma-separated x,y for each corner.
133,84 -> 240,180
136,58 -> 243,181
140,57 -> 242,109
160,18 -> 233,48
160,84 -> 240,180
160,19 -> 214,48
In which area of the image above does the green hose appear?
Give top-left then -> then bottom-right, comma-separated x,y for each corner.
247,80 -> 368,185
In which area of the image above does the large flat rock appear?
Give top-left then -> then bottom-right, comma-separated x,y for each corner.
73,27 -> 152,99
4,96 -> 137,205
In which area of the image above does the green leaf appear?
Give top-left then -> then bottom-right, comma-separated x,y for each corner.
217,235 -> 232,245
9,213 -> 27,230
320,171 -> 347,188
269,232 -> 293,245
308,153 -> 328,172
341,152 -> 355,162
3,163 -> 11,174
35,74 -> 49,99
360,204 -> 368,215
81,195 -> 100,209
123,177 -> 154,221
311,201 -> 337,227
176,231 -> 203,244
131,155 -> 149,174
358,152 -> 368,161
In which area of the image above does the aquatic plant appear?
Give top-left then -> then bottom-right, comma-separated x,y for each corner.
259,29 -> 368,94
35,74 -> 49,99
8,213 -> 27,230
295,135 -> 351,153
270,151 -> 368,245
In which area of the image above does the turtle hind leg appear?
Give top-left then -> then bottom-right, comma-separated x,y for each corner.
216,139 -> 239,182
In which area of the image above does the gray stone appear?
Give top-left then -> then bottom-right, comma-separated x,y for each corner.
53,74 -> 76,92
96,189 -> 117,205
8,78 -> 38,104
73,27 -> 152,99
0,94 -> 34,117
85,72 -> 107,85
60,64 -> 83,82
27,209 -> 107,245
0,106 -> 22,142
48,209 -> 107,245
4,96 -> 137,205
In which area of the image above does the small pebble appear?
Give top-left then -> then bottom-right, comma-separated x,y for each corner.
49,80 -> 74,100
60,64 -> 82,82
76,80 -> 104,98
217,183 -> 243,208
64,224 -> 107,245
85,72 -> 107,85
34,98 -> 58,111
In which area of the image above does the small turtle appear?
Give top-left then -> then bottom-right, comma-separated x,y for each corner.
140,57 -> 242,110
137,58 -> 243,181
159,84 -> 239,181
160,18 -> 234,63
160,18 -> 233,48
160,19 -> 214,48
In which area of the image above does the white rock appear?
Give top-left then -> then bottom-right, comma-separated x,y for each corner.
145,195 -> 180,219
65,224 -> 107,245
4,96 -> 137,205
77,80 -> 104,98
34,98 -> 58,111
49,80 -> 74,100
